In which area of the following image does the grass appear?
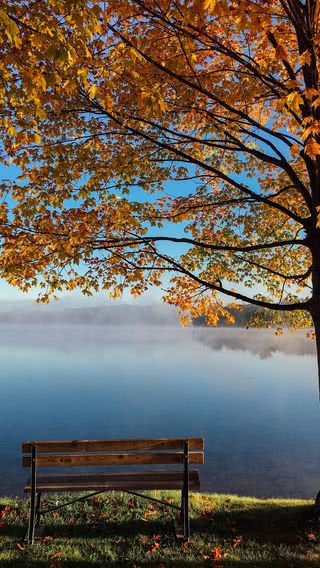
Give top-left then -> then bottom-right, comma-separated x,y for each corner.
0,491 -> 320,567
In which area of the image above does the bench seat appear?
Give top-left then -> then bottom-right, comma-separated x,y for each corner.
22,438 -> 204,542
24,470 -> 200,493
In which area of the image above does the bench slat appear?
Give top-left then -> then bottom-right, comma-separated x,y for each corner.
25,471 -> 199,483
24,481 -> 195,492
23,451 -> 204,467
24,470 -> 200,492
22,438 -> 204,454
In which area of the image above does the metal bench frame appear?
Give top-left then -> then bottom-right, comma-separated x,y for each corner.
24,439 -> 197,544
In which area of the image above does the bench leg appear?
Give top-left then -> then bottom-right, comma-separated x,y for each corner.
179,486 -> 190,540
182,440 -> 190,540
182,488 -> 190,540
180,491 -> 184,522
35,493 -> 41,528
27,490 -> 36,544
27,444 -> 37,544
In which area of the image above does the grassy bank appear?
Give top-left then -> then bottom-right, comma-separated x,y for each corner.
0,491 -> 319,567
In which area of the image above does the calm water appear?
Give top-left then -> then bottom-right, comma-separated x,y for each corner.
1,324 -> 319,498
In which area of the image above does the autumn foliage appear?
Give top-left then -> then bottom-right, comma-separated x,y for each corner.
0,1 -> 320,339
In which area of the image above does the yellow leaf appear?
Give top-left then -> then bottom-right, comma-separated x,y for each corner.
130,47 -> 143,61
37,75 -> 47,91
204,0 -> 216,11
0,9 -> 21,47
33,133 -> 42,144
304,88 -> 318,101
31,34 -> 44,49
290,143 -> 301,158
7,126 -> 16,137
313,96 -> 320,109
158,97 -> 167,112
77,68 -> 88,79
88,84 -> 98,99
304,137 -> 320,158
180,315 -> 192,327
299,50 -> 311,66
103,93 -> 113,111
286,91 -> 303,114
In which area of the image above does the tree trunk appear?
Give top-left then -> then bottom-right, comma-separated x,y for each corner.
310,227 -> 320,394
313,305 -> 320,509
311,307 -> 320,396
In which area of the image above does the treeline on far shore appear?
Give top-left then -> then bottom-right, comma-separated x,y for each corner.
193,305 -> 312,328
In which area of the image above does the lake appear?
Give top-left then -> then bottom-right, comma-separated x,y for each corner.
1,323 -> 319,499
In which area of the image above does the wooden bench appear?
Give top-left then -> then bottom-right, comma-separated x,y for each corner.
22,437 -> 204,543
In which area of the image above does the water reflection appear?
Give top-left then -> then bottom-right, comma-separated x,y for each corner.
0,324 -> 319,499
193,327 -> 316,358
0,324 -> 315,357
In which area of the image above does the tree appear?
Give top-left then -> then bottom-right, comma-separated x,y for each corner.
0,1 -> 320,377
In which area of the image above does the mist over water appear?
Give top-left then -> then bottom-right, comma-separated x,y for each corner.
193,327 -> 316,358
0,315 -> 319,499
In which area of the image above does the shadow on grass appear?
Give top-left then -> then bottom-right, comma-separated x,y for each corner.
0,518 -> 172,539
193,502 -> 316,544
0,502 -> 317,543
1,561 -> 320,567
1,502 -> 319,568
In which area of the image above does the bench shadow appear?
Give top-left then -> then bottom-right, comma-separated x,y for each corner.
1,502 -> 319,567
0,503 -> 317,543
192,502 -> 316,545
0,518 -> 173,539
1,561 -> 320,567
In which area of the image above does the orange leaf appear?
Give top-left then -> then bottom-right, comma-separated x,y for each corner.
50,552 -> 62,559
150,541 -> 160,553
305,138 -> 320,158
233,535 -> 242,547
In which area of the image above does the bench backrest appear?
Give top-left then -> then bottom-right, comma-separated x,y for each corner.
22,438 -> 204,468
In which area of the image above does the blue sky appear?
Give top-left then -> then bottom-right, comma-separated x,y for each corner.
0,159 -> 195,305
0,158 -> 168,304
0,147 -> 266,306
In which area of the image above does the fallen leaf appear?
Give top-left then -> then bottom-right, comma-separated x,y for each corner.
91,497 -> 101,509
233,535 -> 242,547
150,541 -> 160,553
50,552 -> 62,559
204,547 -> 226,562
212,547 -> 223,560
0,506 -> 11,519
144,510 -> 157,518
16,543 -> 25,553
182,541 -> 189,552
